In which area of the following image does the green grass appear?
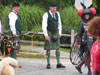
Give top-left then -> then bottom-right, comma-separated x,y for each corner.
21,43 -> 44,48
18,45 -> 70,58
19,48 -> 43,58
60,48 -> 70,53
18,55 -> 43,58
21,44 -> 70,53
20,49 -> 41,53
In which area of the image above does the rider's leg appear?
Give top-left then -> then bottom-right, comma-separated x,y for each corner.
86,53 -> 91,75
75,48 -> 85,74
76,58 -> 85,68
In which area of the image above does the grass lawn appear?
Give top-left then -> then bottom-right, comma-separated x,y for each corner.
19,49 -> 43,58
21,43 -> 70,53
18,44 -> 71,58
60,48 -> 70,53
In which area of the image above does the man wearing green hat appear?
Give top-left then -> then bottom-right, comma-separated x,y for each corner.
42,2 -> 65,69
8,1 -> 22,59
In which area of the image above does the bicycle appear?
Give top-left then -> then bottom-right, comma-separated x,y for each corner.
70,36 -> 82,65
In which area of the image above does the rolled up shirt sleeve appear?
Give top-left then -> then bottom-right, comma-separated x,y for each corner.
42,13 -> 48,36
8,12 -> 17,34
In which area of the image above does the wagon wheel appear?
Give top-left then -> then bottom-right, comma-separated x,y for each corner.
70,37 -> 82,65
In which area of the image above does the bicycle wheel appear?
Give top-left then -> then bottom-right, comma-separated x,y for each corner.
70,38 -> 82,65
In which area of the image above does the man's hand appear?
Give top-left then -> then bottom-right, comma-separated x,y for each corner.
58,34 -> 62,38
76,45 -> 80,49
45,36 -> 49,40
13,34 -> 17,37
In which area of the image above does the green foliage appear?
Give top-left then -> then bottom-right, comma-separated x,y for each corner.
20,49 -> 40,53
33,35 -> 44,41
60,7 -> 81,44
60,48 -> 70,53
93,0 -> 97,8
1,4 -> 45,31
19,5 -> 45,31
60,6 -> 81,34
61,0 -> 74,7
21,0 -> 56,6
0,2 -> 4,14
1,6 -> 11,29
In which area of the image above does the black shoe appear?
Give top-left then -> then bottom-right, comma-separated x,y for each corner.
75,66 -> 82,74
46,64 -> 51,69
56,63 -> 65,68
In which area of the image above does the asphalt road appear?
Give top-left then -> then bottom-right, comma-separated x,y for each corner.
0,46 -> 89,75
15,57 -> 88,75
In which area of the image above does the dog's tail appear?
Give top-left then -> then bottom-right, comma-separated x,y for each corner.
0,57 -> 18,69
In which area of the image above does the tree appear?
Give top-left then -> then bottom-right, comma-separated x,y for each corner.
95,0 -> 100,15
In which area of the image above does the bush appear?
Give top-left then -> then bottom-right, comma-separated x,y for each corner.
60,6 -> 81,44
0,2 -> 4,14
19,5 -> 45,31
1,4 -> 45,32
1,5 -> 81,45
60,6 -> 81,34
1,6 -> 11,29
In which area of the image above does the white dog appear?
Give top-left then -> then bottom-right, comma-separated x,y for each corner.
0,57 -> 18,75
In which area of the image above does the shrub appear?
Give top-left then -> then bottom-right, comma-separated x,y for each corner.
1,5 -> 81,45
1,4 -> 45,32
19,5 -> 45,31
60,6 -> 81,44
60,6 -> 81,34
1,6 -> 11,29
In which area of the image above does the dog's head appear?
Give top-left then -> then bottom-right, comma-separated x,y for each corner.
1,57 -> 19,68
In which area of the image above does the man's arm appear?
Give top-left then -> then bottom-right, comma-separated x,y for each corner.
8,12 -> 17,37
42,12 -> 49,40
57,12 -> 62,38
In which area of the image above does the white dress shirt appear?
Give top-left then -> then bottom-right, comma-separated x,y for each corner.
8,10 -> 18,34
0,20 -> 1,32
42,10 -> 62,36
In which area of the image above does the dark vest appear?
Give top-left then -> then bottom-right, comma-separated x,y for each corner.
15,14 -> 22,33
8,11 -> 22,34
47,12 -> 58,32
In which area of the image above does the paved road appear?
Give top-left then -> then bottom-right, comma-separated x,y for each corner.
0,46 -> 89,75
14,58 -> 88,75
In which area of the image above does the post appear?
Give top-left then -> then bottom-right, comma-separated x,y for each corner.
71,30 -> 74,47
